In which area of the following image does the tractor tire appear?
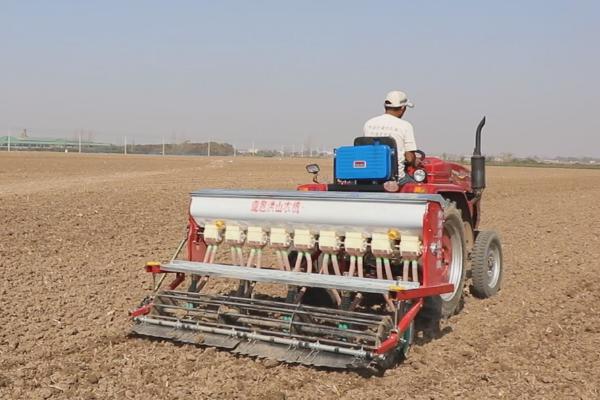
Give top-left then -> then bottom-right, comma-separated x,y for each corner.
470,230 -> 503,298
439,203 -> 467,318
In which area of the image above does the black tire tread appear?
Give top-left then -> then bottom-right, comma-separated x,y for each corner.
470,230 -> 503,298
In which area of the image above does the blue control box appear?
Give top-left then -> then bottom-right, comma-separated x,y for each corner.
335,144 -> 393,180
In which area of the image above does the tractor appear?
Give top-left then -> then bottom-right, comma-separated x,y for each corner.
130,117 -> 503,369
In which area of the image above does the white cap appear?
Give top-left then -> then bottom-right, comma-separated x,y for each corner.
384,91 -> 414,108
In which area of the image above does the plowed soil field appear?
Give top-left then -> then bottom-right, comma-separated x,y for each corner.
1,152 -> 599,400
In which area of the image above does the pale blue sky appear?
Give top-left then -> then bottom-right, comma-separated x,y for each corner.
1,1 -> 599,156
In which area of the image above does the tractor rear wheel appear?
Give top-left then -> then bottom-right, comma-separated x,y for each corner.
439,203 -> 467,318
470,231 -> 503,298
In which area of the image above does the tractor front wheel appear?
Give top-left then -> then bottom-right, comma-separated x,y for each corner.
470,231 -> 503,298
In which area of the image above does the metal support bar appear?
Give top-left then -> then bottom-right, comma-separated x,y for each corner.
160,260 -> 420,294
375,298 -> 423,355
393,283 -> 454,300
135,315 -> 378,359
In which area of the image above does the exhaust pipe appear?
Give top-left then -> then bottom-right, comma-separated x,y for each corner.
471,116 -> 486,192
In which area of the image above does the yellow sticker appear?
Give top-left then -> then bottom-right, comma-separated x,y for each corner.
146,261 -> 161,266
388,285 -> 405,292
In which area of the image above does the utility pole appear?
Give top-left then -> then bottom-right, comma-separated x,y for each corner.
7,134 -> 11,152
124,136 -> 127,155
162,137 -> 165,156
78,131 -> 82,153
207,140 -> 211,157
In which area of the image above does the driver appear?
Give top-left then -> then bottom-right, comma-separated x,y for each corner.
363,90 -> 418,185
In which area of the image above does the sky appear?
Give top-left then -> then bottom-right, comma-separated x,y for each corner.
1,1 -> 599,157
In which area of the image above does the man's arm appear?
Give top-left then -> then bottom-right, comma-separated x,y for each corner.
403,122 -> 418,166
404,150 -> 416,166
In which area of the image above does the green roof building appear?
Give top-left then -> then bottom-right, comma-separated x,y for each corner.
0,135 -> 111,149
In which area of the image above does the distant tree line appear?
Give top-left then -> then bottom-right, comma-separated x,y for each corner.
128,141 -> 234,156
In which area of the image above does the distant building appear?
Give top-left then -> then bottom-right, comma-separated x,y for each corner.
0,135 -> 111,150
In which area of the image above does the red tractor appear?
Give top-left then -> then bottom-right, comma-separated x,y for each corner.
131,117 -> 503,369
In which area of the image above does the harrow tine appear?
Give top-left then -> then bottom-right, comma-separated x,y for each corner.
157,291 -> 386,324
152,301 -> 382,343
154,296 -> 381,327
143,291 -> 392,351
